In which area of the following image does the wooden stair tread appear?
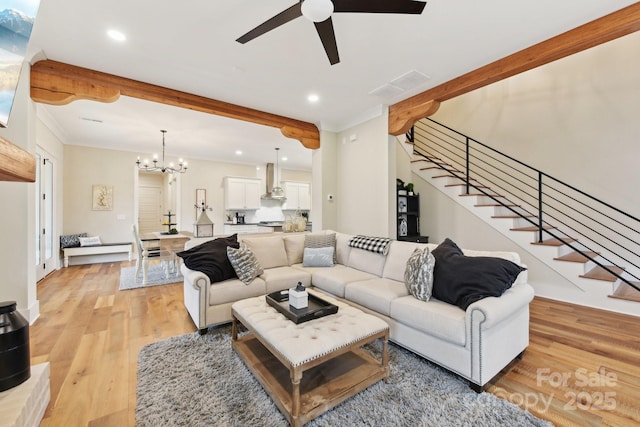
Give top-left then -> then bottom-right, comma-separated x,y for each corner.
510,225 -> 555,232
608,281 -> 640,302
459,193 -> 501,197
531,238 -> 576,247
554,251 -> 599,263
445,183 -> 489,188
492,214 -> 536,219
475,203 -> 519,207
580,265 -> 624,282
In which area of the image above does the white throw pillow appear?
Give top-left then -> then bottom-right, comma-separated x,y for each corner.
79,236 -> 102,246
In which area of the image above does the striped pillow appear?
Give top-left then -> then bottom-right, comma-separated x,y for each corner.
304,233 -> 336,263
227,244 -> 263,285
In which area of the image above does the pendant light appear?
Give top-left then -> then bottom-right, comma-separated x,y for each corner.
136,130 -> 187,174
271,147 -> 285,199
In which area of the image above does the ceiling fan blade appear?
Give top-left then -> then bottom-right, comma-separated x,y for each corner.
236,3 -> 303,44
314,18 -> 340,65
333,0 -> 426,14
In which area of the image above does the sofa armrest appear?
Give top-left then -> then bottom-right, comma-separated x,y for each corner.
181,264 -> 212,330
467,282 -> 534,330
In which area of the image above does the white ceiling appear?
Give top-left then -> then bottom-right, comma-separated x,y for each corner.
26,0 -> 636,171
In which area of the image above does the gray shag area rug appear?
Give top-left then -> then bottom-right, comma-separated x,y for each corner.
136,326 -> 552,427
119,264 -> 183,290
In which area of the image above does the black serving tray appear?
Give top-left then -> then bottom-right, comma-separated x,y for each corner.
266,290 -> 338,324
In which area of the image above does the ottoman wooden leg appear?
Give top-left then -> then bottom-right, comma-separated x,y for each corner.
382,333 -> 390,382
291,368 -> 303,427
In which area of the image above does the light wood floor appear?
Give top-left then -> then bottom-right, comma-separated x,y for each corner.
31,261 -> 639,426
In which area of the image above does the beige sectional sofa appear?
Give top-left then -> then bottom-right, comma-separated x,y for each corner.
180,231 -> 534,389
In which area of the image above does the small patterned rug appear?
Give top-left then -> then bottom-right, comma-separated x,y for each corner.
119,264 -> 183,290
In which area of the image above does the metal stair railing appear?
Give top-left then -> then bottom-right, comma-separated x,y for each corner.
410,118 -> 640,292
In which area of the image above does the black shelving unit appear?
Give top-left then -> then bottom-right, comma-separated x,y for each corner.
397,191 -> 428,243
161,211 -> 177,235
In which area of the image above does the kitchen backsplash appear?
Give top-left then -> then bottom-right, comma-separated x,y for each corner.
227,198 -> 308,224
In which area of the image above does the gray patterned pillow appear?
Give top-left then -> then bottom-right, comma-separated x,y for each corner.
304,233 -> 336,262
404,247 -> 436,302
227,244 -> 263,285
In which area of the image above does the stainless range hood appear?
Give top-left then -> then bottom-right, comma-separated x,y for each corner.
261,162 -> 286,200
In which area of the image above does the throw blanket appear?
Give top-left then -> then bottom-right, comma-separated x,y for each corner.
349,235 -> 392,255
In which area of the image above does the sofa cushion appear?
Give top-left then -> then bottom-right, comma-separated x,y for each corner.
242,236 -> 289,269
345,278 -> 409,317
227,244 -> 264,285
431,238 -> 527,310
177,234 -> 240,283
283,234 -> 306,265
303,247 -> 334,267
259,266 -> 311,294
404,247 -> 436,302
307,265 -> 378,298
390,296 -> 466,346
304,233 -> 337,262
348,248 -> 386,276
208,277 -> 266,306
382,240 -> 425,282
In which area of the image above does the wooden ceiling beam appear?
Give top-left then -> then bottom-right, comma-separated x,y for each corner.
30,60 -> 320,149
0,136 -> 35,182
389,3 -> 640,135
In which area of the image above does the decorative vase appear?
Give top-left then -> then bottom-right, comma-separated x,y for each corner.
400,218 -> 408,237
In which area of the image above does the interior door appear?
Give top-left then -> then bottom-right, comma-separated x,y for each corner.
36,152 -> 55,281
138,185 -> 163,234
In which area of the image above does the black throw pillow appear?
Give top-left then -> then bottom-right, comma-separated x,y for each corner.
177,234 -> 240,283
431,238 -> 526,310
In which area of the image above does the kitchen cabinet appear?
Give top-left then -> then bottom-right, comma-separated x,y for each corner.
224,177 -> 261,210
283,181 -> 311,210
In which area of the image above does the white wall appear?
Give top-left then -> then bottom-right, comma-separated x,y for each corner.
431,31 -> 640,218
336,112 -> 393,236
312,130 -> 338,231
64,145 -> 137,243
424,31 -> 640,314
63,145 -> 268,241
0,63 -> 38,321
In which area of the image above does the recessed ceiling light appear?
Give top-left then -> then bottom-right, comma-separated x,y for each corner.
235,150 -> 242,155
307,93 -> 319,103
107,29 -> 126,42
282,156 -> 288,162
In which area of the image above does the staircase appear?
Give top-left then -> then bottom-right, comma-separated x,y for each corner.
405,118 -> 640,306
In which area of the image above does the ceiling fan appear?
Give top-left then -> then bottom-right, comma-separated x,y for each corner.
236,0 -> 427,65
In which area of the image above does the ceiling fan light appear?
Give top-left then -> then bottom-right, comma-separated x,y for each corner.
301,0 -> 334,23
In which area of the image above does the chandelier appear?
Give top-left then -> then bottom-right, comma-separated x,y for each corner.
136,130 -> 187,174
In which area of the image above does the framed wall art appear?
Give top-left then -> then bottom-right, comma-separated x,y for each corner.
92,185 -> 113,210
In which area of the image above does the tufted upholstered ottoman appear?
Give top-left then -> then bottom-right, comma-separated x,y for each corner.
231,289 -> 389,427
